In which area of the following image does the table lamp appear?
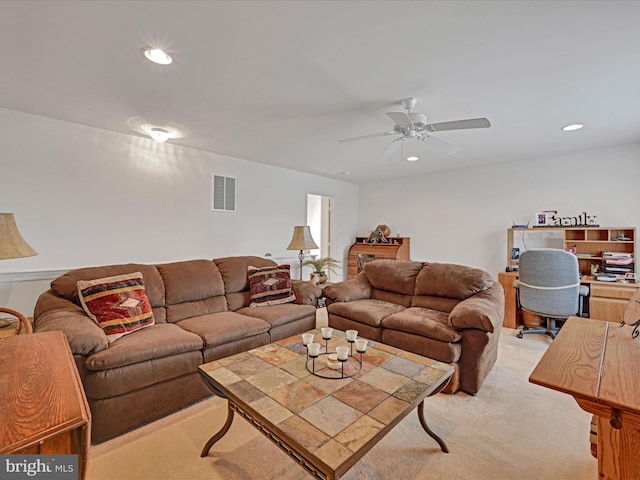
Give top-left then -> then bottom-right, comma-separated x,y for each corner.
286,226 -> 318,280
0,213 -> 37,334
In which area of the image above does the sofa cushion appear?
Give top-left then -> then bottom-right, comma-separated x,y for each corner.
248,264 -> 296,306
327,299 -> 405,328
382,307 -> 462,343
77,272 -> 155,343
51,263 -> 165,311
237,303 -> 317,328
415,262 -> 494,300
382,329 -> 462,364
158,260 -> 227,322
84,323 -> 203,371
84,350 -> 203,400
363,260 -> 424,295
214,256 -> 276,293
176,311 -> 270,348
411,295 -> 460,313
324,275 -> 372,303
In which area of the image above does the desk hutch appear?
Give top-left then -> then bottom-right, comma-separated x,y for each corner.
507,226 -> 635,275
500,227 -> 638,328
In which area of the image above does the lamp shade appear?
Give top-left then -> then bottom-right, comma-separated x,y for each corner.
0,213 -> 37,260
286,226 -> 318,251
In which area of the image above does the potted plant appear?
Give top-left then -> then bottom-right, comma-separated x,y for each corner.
302,256 -> 341,284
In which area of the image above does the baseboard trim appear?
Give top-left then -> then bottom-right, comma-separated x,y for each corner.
0,269 -> 69,283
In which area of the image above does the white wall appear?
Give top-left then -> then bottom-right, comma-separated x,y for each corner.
359,143 -> 640,277
0,108 -> 359,315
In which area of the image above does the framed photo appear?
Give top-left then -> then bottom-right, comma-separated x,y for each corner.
536,212 -> 549,226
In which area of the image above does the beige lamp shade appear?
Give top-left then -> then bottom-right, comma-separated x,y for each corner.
0,213 -> 37,260
286,226 -> 319,251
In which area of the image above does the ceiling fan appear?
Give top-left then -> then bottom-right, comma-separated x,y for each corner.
338,97 -> 491,159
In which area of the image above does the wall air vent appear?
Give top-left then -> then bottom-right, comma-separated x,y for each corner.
211,175 -> 237,212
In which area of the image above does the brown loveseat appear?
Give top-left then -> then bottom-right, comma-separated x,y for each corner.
324,260 -> 504,395
33,256 -> 322,443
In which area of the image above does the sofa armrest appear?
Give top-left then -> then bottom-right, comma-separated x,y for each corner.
449,282 -> 504,333
324,274 -> 372,303
291,280 -> 323,306
34,290 -> 109,355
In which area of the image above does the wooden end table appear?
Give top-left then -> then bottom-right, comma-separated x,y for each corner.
0,331 -> 91,480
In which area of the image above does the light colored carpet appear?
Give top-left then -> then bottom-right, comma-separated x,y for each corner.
89,317 -> 597,480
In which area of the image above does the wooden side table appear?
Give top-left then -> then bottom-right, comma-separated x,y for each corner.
0,331 -> 91,480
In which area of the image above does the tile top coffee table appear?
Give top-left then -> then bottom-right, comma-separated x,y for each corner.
198,328 -> 454,480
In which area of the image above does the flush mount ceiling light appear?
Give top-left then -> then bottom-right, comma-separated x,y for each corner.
562,123 -> 584,131
149,127 -> 169,143
141,47 -> 172,65
406,156 -> 419,162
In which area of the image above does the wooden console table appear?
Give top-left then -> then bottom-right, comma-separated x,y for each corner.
530,316 -> 640,479
0,331 -> 91,480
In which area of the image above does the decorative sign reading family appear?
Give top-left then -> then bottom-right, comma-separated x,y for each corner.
535,210 -> 598,228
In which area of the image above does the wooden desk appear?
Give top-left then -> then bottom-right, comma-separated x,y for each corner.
530,317 -> 640,479
498,271 -> 639,327
0,331 -> 91,480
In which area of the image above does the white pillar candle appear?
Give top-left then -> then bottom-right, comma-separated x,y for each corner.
346,330 -> 358,342
336,346 -> 349,361
301,333 -> 314,345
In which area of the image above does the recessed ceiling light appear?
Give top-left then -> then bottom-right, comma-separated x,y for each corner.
150,127 -> 169,142
341,171 -> 351,175
141,47 -> 172,65
562,123 -> 584,131
406,156 -> 419,162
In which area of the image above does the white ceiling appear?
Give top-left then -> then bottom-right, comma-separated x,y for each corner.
2,1 -> 640,184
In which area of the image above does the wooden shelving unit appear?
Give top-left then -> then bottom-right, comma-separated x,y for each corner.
507,227 -> 636,276
347,237 -> 410,279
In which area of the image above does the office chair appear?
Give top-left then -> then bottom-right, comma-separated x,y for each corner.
515,249 -> 589,339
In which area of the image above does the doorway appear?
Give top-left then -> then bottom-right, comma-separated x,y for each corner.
306,194 -> 334,280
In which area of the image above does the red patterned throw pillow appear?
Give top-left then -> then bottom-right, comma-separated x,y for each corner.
77,272 -> 155,342
248,264 -> 296,307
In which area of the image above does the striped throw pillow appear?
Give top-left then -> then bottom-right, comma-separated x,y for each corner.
248,264 -> 296,307
78,272 -> 155,342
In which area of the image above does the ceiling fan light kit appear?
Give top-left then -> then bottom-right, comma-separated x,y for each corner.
339,97 -> 491,160
149,127 -> 169,142
141,47 -> 173,65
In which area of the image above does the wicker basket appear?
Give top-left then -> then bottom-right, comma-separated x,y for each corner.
522,310 -> 543,326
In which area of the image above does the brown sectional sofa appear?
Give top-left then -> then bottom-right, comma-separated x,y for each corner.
324,260 -> 504,395
33,256 -> 322,443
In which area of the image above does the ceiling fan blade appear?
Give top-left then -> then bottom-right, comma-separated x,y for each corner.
426,118 -> 491,132
377,138 -> 401,160
386,112 -> 413,127
420,134 -> 461,155
338,131 -> 395,143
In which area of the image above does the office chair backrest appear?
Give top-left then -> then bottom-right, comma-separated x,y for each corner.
518,249 -> 581,318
